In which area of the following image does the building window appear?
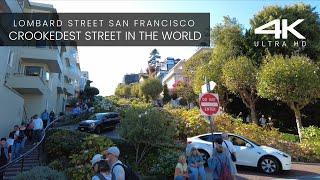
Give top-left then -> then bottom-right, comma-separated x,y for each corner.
25,66 -> 42,76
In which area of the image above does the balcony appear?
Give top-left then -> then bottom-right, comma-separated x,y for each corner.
19,47 -> 62,73
6,74 -> 48,95
64,83 -> 75,96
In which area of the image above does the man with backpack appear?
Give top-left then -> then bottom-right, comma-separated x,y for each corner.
208,138 -> 236,180
105,146 -> 139,180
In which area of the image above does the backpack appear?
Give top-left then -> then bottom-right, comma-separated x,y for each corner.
112,163 -> 139,180
96,173 -> 107,180
216,157 -> 232,180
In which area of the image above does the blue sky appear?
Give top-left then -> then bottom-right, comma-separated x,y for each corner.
32,0 -> 320,96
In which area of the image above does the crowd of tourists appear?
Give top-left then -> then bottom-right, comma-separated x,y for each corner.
174,133 -> 237,180
0,110 -> 55,167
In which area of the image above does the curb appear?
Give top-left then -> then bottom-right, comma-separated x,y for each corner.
292,162 -> 320,166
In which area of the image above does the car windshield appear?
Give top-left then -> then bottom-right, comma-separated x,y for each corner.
89,114 -> 105,120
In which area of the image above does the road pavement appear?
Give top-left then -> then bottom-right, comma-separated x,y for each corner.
59,124 -> 320,179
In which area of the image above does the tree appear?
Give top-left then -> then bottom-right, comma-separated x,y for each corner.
84,80 -> 99,102
162,84 -> 171,104
175,82 -> 196,108
140,78 -> 163,102
247,3 -> 320,62
205,16 -> 244,109
147,49 -> 161,77
114,84 -> 131,98
130,83 -> 141,98
183,49 -> 212,84
222,56 -> 259,124
118,107 -> 175,165
257,55 -> 320,142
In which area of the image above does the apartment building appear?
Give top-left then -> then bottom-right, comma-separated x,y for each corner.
161,59 -> 189,90
0,0 -> 81,137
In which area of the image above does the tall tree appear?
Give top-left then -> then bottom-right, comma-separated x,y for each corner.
257,55 -> 320,142
175,82 -> 196,108
222,56 -> 259,124
162,84 -> 171,104
247,3 -> 320,62
147,49 -> 161,77
207,16 -> 245,109
140,78 -> 163,102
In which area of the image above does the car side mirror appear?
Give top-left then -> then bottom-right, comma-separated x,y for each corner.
245,143 -> 253,148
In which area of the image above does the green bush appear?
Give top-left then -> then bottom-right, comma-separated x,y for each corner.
113,139 -> 182,177
45,129 -> 87,161
15,166 -> 66,180
282,133 -> 299,142
65,135 -> 114,180
148,148 -> 182,176
118,107 -> 176,167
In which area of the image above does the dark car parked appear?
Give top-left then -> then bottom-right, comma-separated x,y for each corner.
78,112 -> 120,134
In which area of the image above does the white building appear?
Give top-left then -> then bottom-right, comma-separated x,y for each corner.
80,71 -> 89,91
0,0 -> 82,137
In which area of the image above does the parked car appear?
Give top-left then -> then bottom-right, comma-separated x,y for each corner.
78,112 -> 120,134
186,133 -> 291,174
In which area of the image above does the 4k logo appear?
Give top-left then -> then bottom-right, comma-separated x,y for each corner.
254,19 -> 305,39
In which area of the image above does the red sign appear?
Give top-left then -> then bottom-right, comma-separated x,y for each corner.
199,93 -> 220,116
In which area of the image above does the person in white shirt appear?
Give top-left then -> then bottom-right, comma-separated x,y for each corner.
32,115 -> 43,144
105,146 -> 125,180
222,132 -> 237,178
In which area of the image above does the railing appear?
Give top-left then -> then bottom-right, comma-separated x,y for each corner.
0,116 -> 63,178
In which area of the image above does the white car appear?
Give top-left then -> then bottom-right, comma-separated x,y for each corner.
186,133 -> 291,174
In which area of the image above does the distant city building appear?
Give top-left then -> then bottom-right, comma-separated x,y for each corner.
123,74 -> 140,85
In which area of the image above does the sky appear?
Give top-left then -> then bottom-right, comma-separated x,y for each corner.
30,0 -> 320,96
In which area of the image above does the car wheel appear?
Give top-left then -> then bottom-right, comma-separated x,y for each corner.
259,156 -> 280,174
198,150 -> 210,166
95,126 -> 102,134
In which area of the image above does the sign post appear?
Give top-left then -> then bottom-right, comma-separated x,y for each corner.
199,92 -> 220,149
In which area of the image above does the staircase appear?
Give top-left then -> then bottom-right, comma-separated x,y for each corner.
3,142 -> 41,180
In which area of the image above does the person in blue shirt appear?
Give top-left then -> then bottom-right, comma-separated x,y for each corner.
208,138 -> 236,180
187,147 -> 206,180
41,109 -> 49,128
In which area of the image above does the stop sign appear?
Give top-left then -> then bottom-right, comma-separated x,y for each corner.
199,93 -> 220,116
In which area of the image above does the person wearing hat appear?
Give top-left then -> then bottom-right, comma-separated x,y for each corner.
91,154 -> 103,174
104,146 -> 125,180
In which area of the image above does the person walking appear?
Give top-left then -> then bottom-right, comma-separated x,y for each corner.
41,110 -> 49,128
105,146 -> 125,180
32,115 -> 43,145
174,154 -> 189,180
49,110 -> 55,125
208,138 -> 236,180
259,115 -> 267,127
187,147 -> 206,180
222,133 -> 238,177
0,138 -> 12,180
26,117 -> 34,143
12,125 -> 24,159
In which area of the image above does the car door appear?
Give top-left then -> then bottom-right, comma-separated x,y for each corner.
103,114 -> 112,128
229,135 -> 260,167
